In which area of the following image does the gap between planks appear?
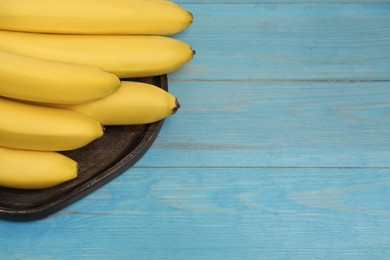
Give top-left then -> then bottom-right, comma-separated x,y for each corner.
169,79 -> 390,83
133,166 -> 390,169
177,2 -> 390,5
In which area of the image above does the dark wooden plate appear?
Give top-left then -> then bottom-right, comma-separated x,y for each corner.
0,75 -> 167,221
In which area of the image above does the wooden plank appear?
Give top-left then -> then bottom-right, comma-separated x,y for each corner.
1,168 -> 389,259
136,81 -> 390,167
177,1 -> 390,4
170,3 -> 390,80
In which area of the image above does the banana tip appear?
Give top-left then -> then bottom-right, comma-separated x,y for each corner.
173,98 -> 181,114
100,124 -> 106,134
188,11 -> 194,24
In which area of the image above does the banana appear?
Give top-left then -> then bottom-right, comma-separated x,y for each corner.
56,81 -> 180,125
0,146 -> 77,190
0,49 -> 120,104
0,98 -> 104,151
0,0 -> 192,35
0,31 -> 194,78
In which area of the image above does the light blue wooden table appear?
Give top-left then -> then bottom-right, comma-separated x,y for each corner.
1,1 -> 390,259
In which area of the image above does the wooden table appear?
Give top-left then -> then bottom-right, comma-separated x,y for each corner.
1,1 -> 390,259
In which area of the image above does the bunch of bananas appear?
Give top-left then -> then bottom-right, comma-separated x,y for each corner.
0,0 -> 194,190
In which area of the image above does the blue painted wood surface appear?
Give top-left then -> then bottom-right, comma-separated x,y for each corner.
1,1 -> 390,259
171,3 -> 390,80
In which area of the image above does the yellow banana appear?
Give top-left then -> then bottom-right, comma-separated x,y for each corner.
0,31 -> 193,78
0,98 -> 104,151
0,0 -> 192,35
58,81 -> 180,125
0,146 -> 77,190
0,49 -> 120,104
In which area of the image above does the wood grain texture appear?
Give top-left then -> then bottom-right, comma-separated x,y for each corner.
177,1 -> 390,3
170,3 -> 390,81
1,168 -> 390,259
136,81 -> 390,167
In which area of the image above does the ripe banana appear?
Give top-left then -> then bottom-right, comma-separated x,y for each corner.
0,98 -> 104,151
55,81 -> 180,125
0,0 -> 193,35
0,31 -> 193,78
0,49 -> 120,104
0,146 -> 77,190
